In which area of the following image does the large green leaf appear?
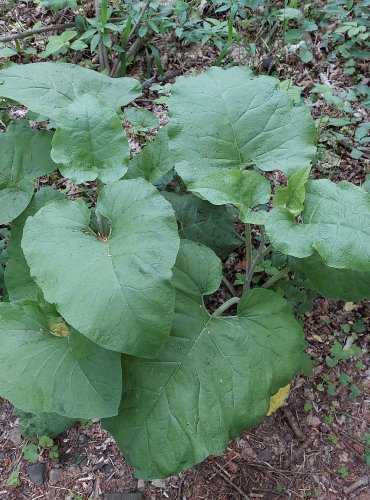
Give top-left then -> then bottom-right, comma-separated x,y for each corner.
167,66 -> 316,197
103,241 -> 305,479
273,165 -> 311,216
124,128 -> 174,184
22,179 -> 180,356
291,254 -> 370,301
124,107 -> 159,132
0,302 -> 121,418
0,121 -> 56,224
5,188 -> 65,301
265,180 -> 370,271
51,95 -> 130,184
0,62 -> 141,119
163,192 -> 243,257
189,170 -> 271,223
15,409 -> 76,440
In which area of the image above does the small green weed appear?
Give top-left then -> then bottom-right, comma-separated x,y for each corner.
5,468 -> 20,486
337,466 -> 349,479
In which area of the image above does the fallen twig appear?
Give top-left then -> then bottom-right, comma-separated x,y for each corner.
343,475 -> 370,495
212,465 -> 251,500
0,22 -> 76,43
283,407 -> 305,441
331,426 -> 365,463
286,435 -> 315,467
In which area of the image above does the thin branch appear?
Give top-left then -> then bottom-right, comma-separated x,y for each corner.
212,465 -> 251,500
0,22 -> 76,43
212,297 -> 240,317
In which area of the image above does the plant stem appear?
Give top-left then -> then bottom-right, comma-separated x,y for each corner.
129,0 -> 151,40
243,223 -> 253,293
110,37 -> 145,77
222,276 -> 238,297
245,227 -> 265,289
212,297 -> 240,317
262,267 -> 290,289
94,0 -> 110,72
262,244 -> 273,258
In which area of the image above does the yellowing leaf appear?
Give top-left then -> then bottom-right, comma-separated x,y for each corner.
50,322 -> 69,337
267,384 -> 290,416
344,302 -> 356,311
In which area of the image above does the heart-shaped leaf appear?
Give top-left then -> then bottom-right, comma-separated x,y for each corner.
124,128 -> 174,184
124,107 -> 159,132
5,188 -> 65,301
167,66 -> 316,199
291,254 -> 370,301
51,95 -> 130,184
15,408 -> 77,440
0,62 -> 141,119
189,170 -> 271,223
103,241 -> 305,479
265,180 -> 370,271
163,191 -> 243,257
0,121 -> 56,224
22,179 -> 180,356
0,302 -> 121,418
273,165 -> 311,216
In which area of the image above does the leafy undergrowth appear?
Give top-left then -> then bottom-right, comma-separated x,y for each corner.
1,1 -> 369,499
0,298 -> 368,499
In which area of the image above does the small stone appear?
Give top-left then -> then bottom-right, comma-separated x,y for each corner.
0,452 -> 5,462
307,415 -> 321,428
257,447 -> 272,462
101,463 -> 114,474
8,427 -> 22,446
49,468 -> 63,485
92,459 -> 106,471
151,479 -> 166,488
78,433 -> 88,445
238,439 -> 257,459
27,463 -> 47,486
137,479 -> 146,491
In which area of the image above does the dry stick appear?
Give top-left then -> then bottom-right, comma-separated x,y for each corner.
0,22 -> 77,43
284,435 -> 315,467
283,407 -> 305,442
330,426 -> 365,463
212,465 -> 251,500
343,475 -> 370,495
